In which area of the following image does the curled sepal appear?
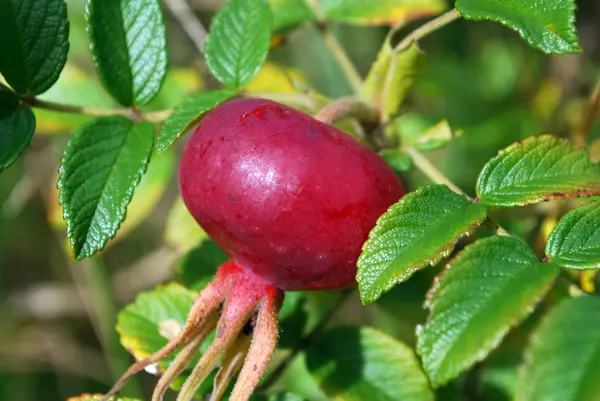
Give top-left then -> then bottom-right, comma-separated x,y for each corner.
103,262 -> 283,401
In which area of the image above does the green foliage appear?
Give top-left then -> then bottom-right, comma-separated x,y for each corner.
269,0 -> 315,33
546,202 -> 600,269
320,0 -> 446,25
86,0 -> 168,106
516,296 -> 600,401
306,326 -> 434,400
157,90 -> 236,153
0,88 -> 35,172
455,0 -> 580,55
205,0 -> 271,89
58,117 -> 154,259
379,150 -> 413,173
175,240 -> 229,291
416,236 -> 559,387
357,184 -> 488,303
477,135 -> 600,206
0,0 -> 69,95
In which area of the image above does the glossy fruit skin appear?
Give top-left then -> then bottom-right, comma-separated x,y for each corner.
179,98 -> 403,291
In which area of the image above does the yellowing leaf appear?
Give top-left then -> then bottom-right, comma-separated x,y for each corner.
164,196 -> 208,252
363,39 -> 425,123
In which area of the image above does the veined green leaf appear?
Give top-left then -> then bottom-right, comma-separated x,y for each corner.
455,0 -> 580,55
357,184 -> 487,304
0,0 -> 69,94
320,0 -> 446,25
87,0 -> 168,106
204,0 -> 271,89
58,117 -> 154,259
306,326 -> 433,401
516,296 -> 600,401
417,236 -> 559,387
157,90 -> 236,153
546,202 -> 600,269
0,88 -> 36,172
477,135 -> 600,206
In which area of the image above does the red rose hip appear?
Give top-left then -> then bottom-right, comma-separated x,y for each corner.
105,98 -> 404,401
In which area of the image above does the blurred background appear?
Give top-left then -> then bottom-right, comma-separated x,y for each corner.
2,0 -> 600,400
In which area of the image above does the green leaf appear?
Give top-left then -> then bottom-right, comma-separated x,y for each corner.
516,296 -> 600,401
546,202 -> 600,269
117,282 -> 215,397
164,196 -> 208,253
402,120 -> 460,151
363,38 -> 424,123
0,0 -> 69,94
379,149 -> 412,173
416,236 -> 559,387
117,282 -> 196,362
0,89 -> 36,172
175,240 -> 229,291
87,0 -> 168,106
58,117 -> 154,259
67,395 -> 140,401
320,0 -> 446,25
477,135 -> 600,206
357,184 -> 488,304
157,90 -> 236,153
204,0 -> 271,89
306,326 -> 433,401
269,0 -> 315,33
455,0 -> 580,55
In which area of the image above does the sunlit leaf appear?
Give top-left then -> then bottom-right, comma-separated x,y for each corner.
58,117 -> 154,259
117,282 -> 215,397
87,0 -> 168,106
321,0 -> 446,25
477,135 -> 600,206
546,201 -> 600,269
456,0 -> 580,55
307,326 -> 433,401
0,0 -> 69,94
156,90 -> 236,153
357,184 -> 487,304
380,149 -> 413,173
417,236 -> 559,387
204,0 -> 271,89
516,296 -> 600,401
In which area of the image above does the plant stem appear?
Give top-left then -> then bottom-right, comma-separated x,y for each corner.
21,95 -> 171,122
313,96 -> 378,124
395,8 -> 462,52
403,147 -> 465,195
404,146 -> 512,237
163,0 -> 208,54
259,289 -> 353,391
320,26 -> 363,94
